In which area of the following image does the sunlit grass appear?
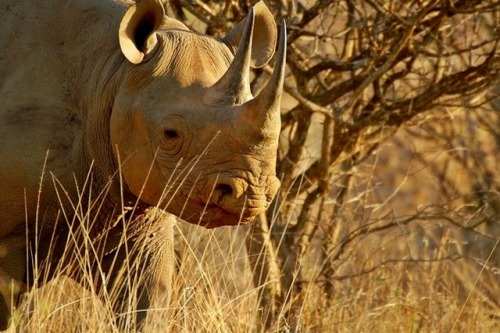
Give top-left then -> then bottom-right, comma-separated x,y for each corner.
8,204 -> 498,332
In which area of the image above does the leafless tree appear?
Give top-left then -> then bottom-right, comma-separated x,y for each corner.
169,0 -> 500,330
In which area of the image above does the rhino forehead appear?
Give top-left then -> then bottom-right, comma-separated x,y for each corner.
153,31 -> 234,88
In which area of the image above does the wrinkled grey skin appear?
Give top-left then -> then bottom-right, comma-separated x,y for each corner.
0,0 -> 285,329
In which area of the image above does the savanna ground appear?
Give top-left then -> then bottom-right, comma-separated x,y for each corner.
6,0 -> 500,332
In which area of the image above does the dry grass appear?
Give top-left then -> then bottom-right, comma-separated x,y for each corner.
8,212 -> 498,332
166,224 -> 499,333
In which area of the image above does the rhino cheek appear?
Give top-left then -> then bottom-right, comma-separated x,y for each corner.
120,157 -> 165,205
110,126 -> 165,205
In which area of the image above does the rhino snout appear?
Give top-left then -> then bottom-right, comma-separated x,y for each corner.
208,175 -> 280,221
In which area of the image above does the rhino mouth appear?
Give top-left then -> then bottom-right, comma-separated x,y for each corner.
179,200 -> 256,229
165,185 -> 267,228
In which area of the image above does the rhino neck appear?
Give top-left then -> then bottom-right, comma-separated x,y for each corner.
74,3 -> 137,210
80,52 -> 129,205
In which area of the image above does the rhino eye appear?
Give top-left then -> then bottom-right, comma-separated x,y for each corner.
164,129 -> 179,139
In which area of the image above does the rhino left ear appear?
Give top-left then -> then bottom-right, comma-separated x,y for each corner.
119,0 -> 165,64
224,1 -> 277,68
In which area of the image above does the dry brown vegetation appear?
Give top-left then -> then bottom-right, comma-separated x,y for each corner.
8,0 -> 500,332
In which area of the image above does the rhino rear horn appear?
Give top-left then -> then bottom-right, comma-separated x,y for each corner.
203,8 -> 255,106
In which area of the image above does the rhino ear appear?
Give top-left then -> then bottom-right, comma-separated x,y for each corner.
119,0 -> 165,64
224,1 -> 277,68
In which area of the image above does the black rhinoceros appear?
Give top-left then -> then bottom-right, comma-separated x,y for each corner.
0,0 -> 285,329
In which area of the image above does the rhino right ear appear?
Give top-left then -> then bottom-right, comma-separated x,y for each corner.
119,0 -> 165,64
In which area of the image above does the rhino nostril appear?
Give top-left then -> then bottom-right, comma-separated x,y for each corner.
215,183 -> 234,198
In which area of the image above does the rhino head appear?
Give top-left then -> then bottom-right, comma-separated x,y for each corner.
109,0 -> 285,228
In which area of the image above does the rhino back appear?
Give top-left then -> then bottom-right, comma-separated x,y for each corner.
0,0 -> 127,235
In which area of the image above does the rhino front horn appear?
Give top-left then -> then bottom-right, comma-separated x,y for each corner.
203,8 -> 255,106
240,20 -> 287,140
